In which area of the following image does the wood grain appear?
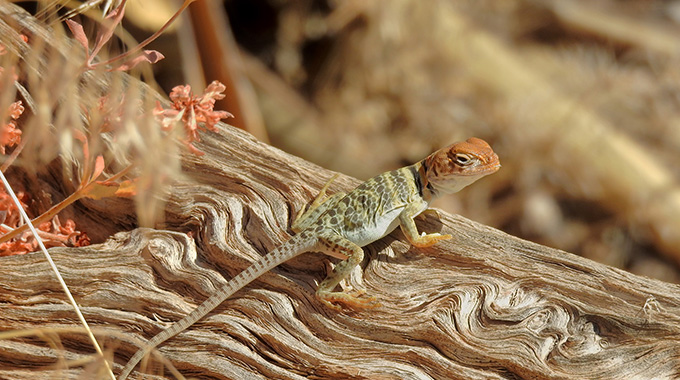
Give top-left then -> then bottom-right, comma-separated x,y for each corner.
2,116 -> 680,379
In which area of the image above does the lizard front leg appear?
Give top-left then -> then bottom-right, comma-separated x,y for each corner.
315,233 -> 380,310
398,201 -> 452,248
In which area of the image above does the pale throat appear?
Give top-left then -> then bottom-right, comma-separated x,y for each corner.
430,175 -> 482,195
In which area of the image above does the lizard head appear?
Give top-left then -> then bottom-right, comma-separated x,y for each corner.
421,137 -> 500,195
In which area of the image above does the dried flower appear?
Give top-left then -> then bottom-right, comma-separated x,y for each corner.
0,189 -> 90,256
0,101 -> 24,154
154,80 -> 233,155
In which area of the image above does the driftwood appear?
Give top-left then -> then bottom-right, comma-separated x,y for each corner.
2,122 -> 680,380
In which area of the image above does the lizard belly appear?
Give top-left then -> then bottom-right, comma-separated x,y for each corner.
344,207 -> 404,247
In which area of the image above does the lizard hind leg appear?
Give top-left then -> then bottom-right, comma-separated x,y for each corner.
292,174 -> 346,233
315,234 -> 380,310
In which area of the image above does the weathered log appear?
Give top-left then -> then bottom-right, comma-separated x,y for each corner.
2,121 -> 680,380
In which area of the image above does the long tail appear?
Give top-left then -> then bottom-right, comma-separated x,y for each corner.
118,232 -> 316,379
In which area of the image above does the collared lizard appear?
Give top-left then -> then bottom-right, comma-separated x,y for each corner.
119,137 -> 500,379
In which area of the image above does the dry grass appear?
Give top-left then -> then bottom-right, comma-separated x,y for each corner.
1,9 -> 177,229
0,2 -> 214,377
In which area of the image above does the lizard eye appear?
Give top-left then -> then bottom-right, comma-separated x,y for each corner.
453,153 -> 472,166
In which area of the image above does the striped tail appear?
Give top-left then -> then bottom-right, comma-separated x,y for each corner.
118,232 -> 316,379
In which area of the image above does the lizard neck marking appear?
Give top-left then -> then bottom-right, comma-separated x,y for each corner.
416,161 -> 436,202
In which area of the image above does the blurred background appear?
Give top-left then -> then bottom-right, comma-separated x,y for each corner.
47,0 -> 680,282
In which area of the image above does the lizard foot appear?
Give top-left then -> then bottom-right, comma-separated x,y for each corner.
318,291 -> 381,311
412,233 -> 452,248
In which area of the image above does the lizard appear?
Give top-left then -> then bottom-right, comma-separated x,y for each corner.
118,137 -> 500,379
